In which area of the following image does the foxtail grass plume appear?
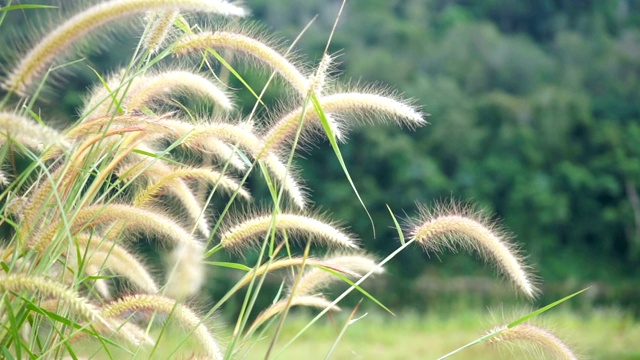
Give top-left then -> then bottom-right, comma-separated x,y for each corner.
0,112 -> 70,151
82,70 -> 234,118
408,202 -> 538,299
125,70 -> 234,111
75,233 -> 159,294
163,242 -> 206,299
144,10 -> 180,53
234,256 -> 372,291
134,165 -> 251,204
488,323 -> 578,360
102,294 -> 223,360
126,147 -> 213,238
0,274 -> 112,332
247,295 -> 339,335
32,203 -> 203,253
3,0 -> 247,95
220,213 -> 358,251
261,91 -> 426,154
173,30 -> 310,96
291,253 -> 383,297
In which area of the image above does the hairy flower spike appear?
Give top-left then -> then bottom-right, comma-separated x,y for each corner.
247,295 -> 339,335
75,234 -> 159,294
220,213 -> 358,250
144,10 -> 179,53
173,30 -> 310,96
3,0 -> 247,94
32,203 -> 203,254
488,324 -> 578,360
262,92 -> 426,153
0,111 -> 70,151
125,70 -> 235,112
102,294 -> 222,360
0,274 -> 112,333
291,253 -> 383,297
409,202 -> 538,299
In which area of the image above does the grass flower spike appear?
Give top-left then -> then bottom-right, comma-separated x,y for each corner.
3,0 -> 247,94
220,213 -> 358,250
488,323 -> 578,360
144,10 -> 180,53
262,91 -> 426,153
174,30 -> 310,96
409,202 -> 538,299
102,294 -> 222,359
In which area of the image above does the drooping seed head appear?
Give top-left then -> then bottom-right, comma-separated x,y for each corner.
144,10 -> 180,53
163,242 -> 206,299
220,212 -> 358,251
173,29 -> 310,96
0,111 -> 70,151
488,323 -> 578,360
75,233 -> 159,294
261,90 -> 427,153
247,295 -> 340,335
408,201 -> 538,299
102,294 -> 223,359
291,253 -> 383,297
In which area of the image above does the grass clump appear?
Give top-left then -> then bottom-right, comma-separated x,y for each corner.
0,1 -> 581,359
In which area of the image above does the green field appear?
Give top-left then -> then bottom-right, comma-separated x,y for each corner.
240,308 -> 640,360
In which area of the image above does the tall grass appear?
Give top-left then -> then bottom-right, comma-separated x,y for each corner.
0,1 -> 580,359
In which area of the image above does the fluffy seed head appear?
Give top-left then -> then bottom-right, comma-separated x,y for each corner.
408,201 -> 538,299
75,233 -> 159,294
125,70 -> 234,112
173,30 -> 310,96
3,0 -> 247,95
0,274 -> 111,331
291,253 -> 383,297
261,91 -> 426,153
488,324 -> 578,360
247,295 -> 339,335
220,213 -> 358,251
144,10 -> 180,53
163,242 -> 206,299
102,294 -> 222,359
0,112 -> 70,151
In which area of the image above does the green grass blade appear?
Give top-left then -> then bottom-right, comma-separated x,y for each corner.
203,261 -> 252,272
508,287 -> 591,328
319,267 -> 394,316
324,301 -> 365,360
387,205 -> 406,245
436,327 -> 505,360
1,4 -> 57,12
311,93 -> 376,237
206,49 -> 265,106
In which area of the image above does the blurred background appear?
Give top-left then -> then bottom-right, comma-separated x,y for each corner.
245,0 -> 640,314
2,0 -> 639,316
